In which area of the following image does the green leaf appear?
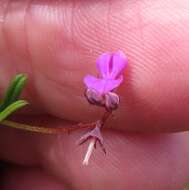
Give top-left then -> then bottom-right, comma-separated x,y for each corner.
0,100 -> 28,122
0,74 -> 28,111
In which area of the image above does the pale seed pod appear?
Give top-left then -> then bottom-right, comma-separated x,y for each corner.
104,92 -> 120,111
84,88 -> 104,106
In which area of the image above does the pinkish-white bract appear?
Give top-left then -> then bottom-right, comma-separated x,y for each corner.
79,51 -> 127,165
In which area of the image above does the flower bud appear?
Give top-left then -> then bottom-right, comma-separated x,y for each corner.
105,92 -> 119,111
85,88 -> 104,106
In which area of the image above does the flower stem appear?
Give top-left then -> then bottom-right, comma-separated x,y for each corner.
80,111 -> 112,165
100,111 -> 112,128
0,120 -> 93,134
83,138 -> 96,165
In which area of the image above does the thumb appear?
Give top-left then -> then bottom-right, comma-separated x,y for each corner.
1,0 -> 189,132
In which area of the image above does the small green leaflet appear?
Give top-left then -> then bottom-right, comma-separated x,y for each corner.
0,100 -> 28,122
0,74 -> 28,121
0,74 -> 27,111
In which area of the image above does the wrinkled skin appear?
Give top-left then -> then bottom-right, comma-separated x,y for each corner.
1,0 -> 189,189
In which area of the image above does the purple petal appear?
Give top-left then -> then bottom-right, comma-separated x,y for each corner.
103,76 -> 123,93
96,53 -> 112,78
110,51 -> 127,79
84,75 -> 123,94
84,75 -> 98,89
84,75 -> 105,94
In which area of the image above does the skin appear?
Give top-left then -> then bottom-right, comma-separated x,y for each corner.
1,0 -> 189,189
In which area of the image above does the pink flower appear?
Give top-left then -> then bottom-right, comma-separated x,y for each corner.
84,51 -> 127,110
80,51 -> 127,165
84,51 -> 127,94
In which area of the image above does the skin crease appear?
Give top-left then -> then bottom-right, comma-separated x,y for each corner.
0,0 -> 189,189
